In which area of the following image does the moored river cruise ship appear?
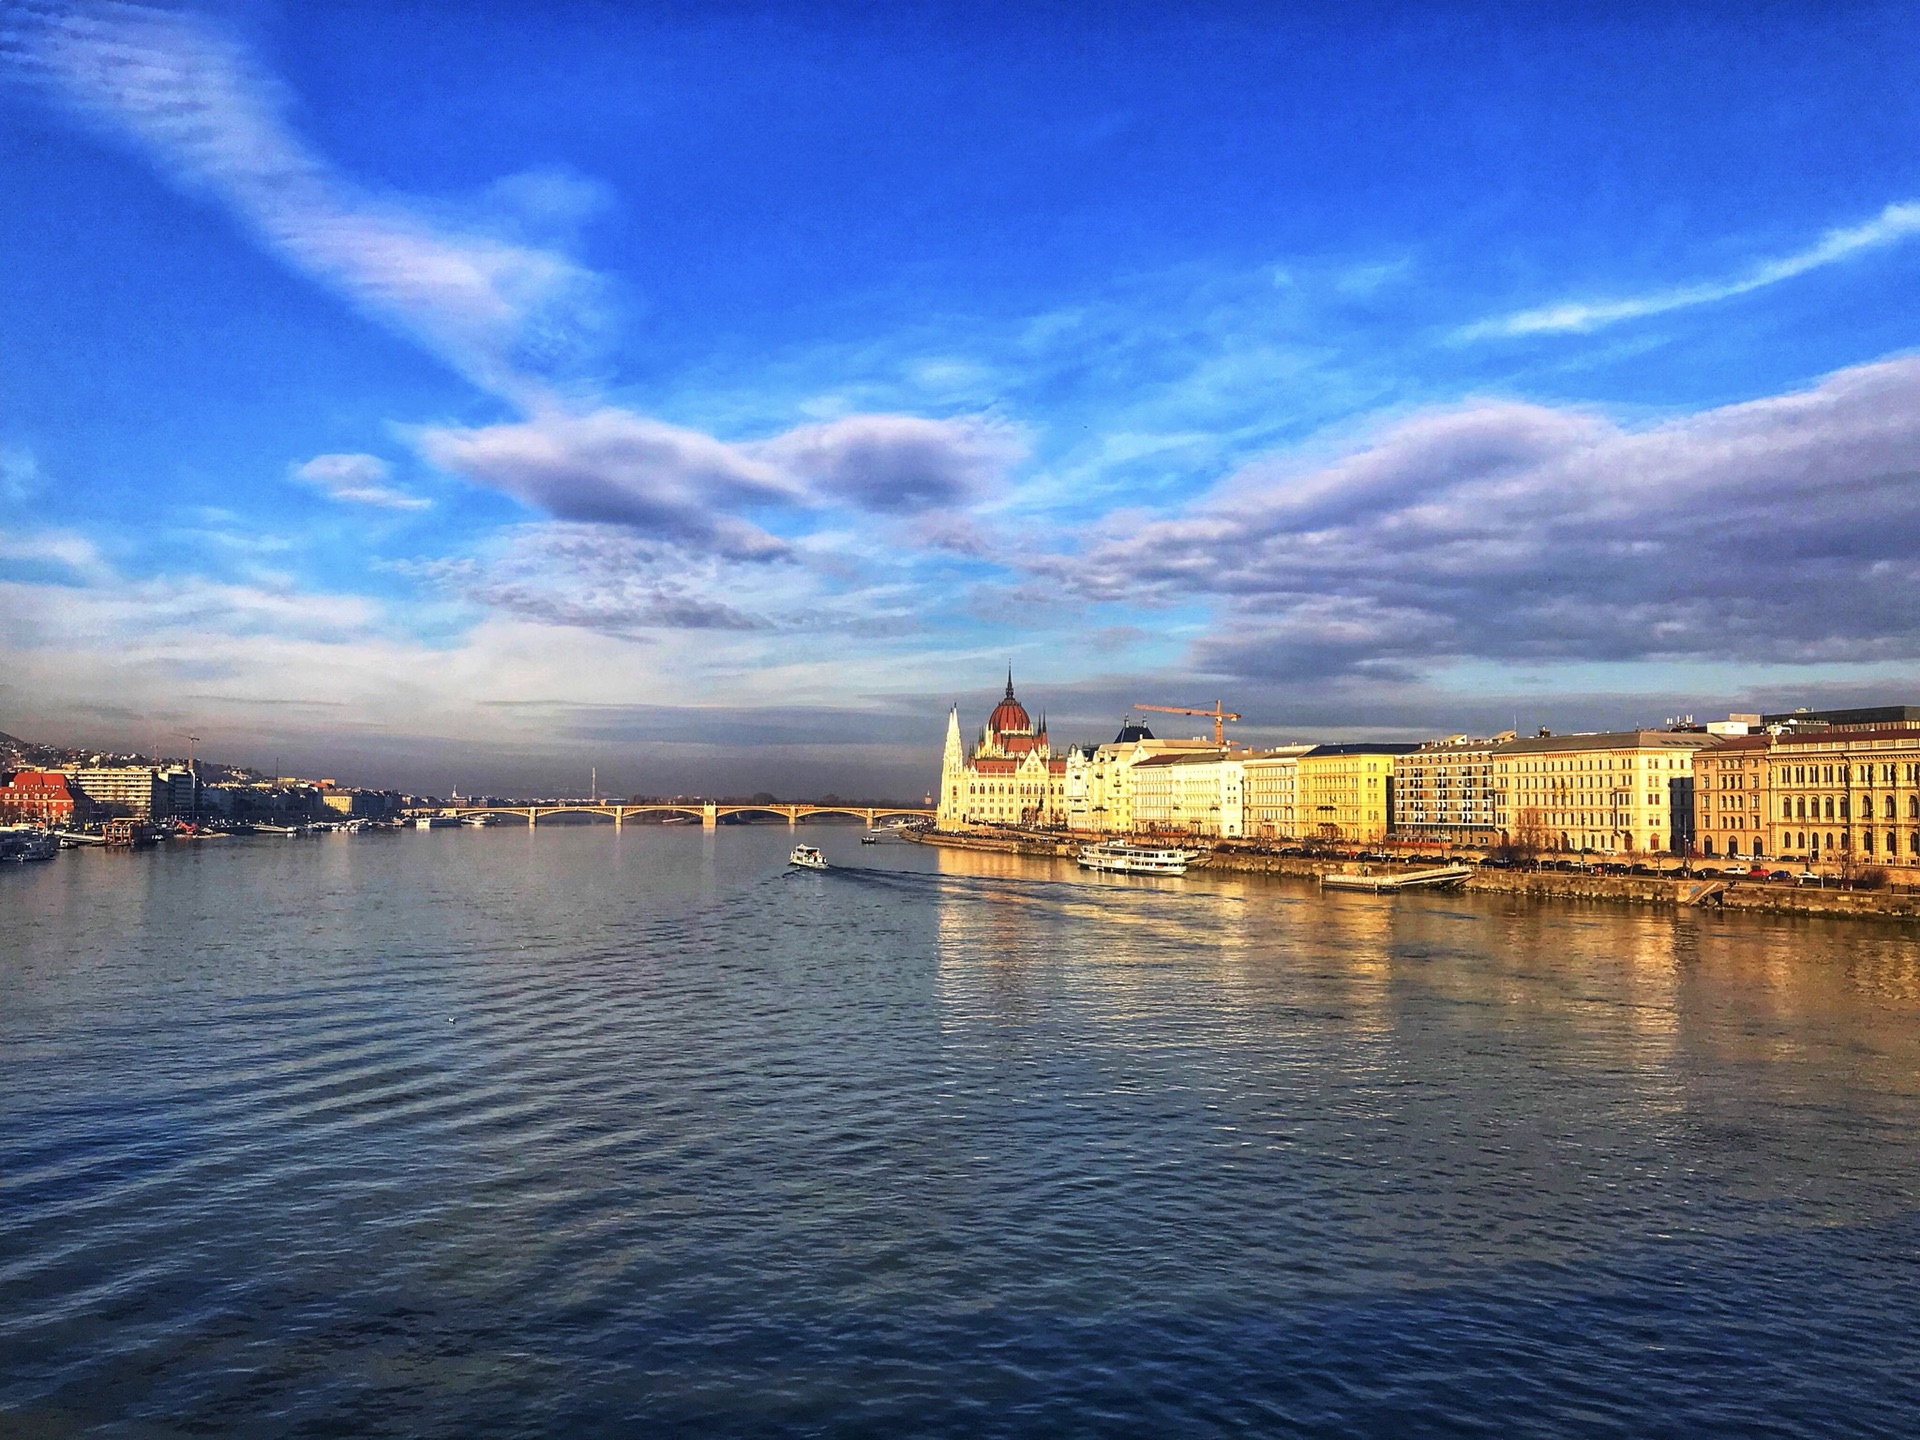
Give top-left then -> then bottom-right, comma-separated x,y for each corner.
1077,841 -> 1198,875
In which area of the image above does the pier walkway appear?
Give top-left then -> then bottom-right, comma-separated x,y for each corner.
1320,863 -> 1474,893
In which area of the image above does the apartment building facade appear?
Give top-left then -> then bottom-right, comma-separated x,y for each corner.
1492,730 -> 1714,855
1131,751 -> 1249,838
1296,743 -> 1417,844
1391,733 -> 1513,847
1242,745 -> 1316,840
1766,726 -> 1920,865
1693,735 -> 1770,860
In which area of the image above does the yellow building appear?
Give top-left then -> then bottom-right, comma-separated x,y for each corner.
1492,730 -> 1712,855
1766,725 -> 1920,866
1296,743 -> 1417,844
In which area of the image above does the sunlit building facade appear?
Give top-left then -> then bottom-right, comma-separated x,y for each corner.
937,673 -> 1069,829
1765,727 -> 1920,865
1296,743 -> 1417,844
1242,745 -> 1316,840
1391,733 -> 1513,847
1492,731 -> 1712,855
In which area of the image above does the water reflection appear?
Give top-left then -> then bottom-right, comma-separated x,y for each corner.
4,829 -> 1920,1436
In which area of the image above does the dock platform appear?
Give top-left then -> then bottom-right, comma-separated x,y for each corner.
1321,863 -> 1474,893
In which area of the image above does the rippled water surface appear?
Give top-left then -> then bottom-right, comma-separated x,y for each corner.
5,826 -> 1920,1437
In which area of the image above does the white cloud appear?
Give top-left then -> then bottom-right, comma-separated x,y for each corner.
0,526 -> 115,584
291,453 -> 430,510
0,1 -> 611,399
1470,201 -> 1920,338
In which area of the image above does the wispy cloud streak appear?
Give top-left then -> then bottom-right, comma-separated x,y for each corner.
0,0 -> 610,398
1468,200 -> 1920,338
291,454 -> 430,510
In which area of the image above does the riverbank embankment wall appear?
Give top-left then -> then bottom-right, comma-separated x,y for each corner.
908,831 -> 1920,922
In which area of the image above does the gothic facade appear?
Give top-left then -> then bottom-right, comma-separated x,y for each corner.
936,672 -> 1068,830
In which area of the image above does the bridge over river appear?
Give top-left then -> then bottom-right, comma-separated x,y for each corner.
408,802 -> 935,830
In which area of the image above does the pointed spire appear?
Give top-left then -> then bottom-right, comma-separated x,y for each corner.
1005,663 -> 1016,700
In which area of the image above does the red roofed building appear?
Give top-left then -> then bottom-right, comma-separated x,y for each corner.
937,670 -> 1070,829
0,770 -> 90,826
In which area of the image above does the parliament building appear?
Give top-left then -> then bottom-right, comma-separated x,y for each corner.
936,672 -> 1069,829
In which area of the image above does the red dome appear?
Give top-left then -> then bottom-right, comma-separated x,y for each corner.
988,671 -> 1031,735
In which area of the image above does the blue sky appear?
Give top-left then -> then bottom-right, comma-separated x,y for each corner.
5,1 -> 1920,796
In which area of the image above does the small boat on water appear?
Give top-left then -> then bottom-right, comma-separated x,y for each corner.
789,844 -> 829,871
860,831 -> 881,845
1077,842 -> 1196,875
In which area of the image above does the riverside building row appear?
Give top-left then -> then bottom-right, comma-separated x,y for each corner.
0,763 -> 404,827
935,683 -> 1920,864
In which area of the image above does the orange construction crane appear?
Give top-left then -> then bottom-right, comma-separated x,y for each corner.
1133,701 -> 1242,747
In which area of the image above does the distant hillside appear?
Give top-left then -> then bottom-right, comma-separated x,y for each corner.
0,729 -> 262,783
0,730 -> 71,769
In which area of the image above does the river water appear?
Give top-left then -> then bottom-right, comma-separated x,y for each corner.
3,825 -> 1920,1437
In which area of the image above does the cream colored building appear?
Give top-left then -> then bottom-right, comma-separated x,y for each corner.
936,673 -> 1068,830
1296,744 -> 1417,844
1069,724 -> 1217,834
1492,730 -> 1713,855
63,766 -> 171,820
1242,745 -> 1316,839
1131,750 -> 1244,837
1765,725 -> 1920,866
1391,733 -> 1514,847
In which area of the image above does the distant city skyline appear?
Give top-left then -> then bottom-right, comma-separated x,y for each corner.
5,2 -> 1920,797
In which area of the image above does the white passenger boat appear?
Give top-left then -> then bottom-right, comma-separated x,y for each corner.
1077,842 -> 1196,875
789,844 -> 829,871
